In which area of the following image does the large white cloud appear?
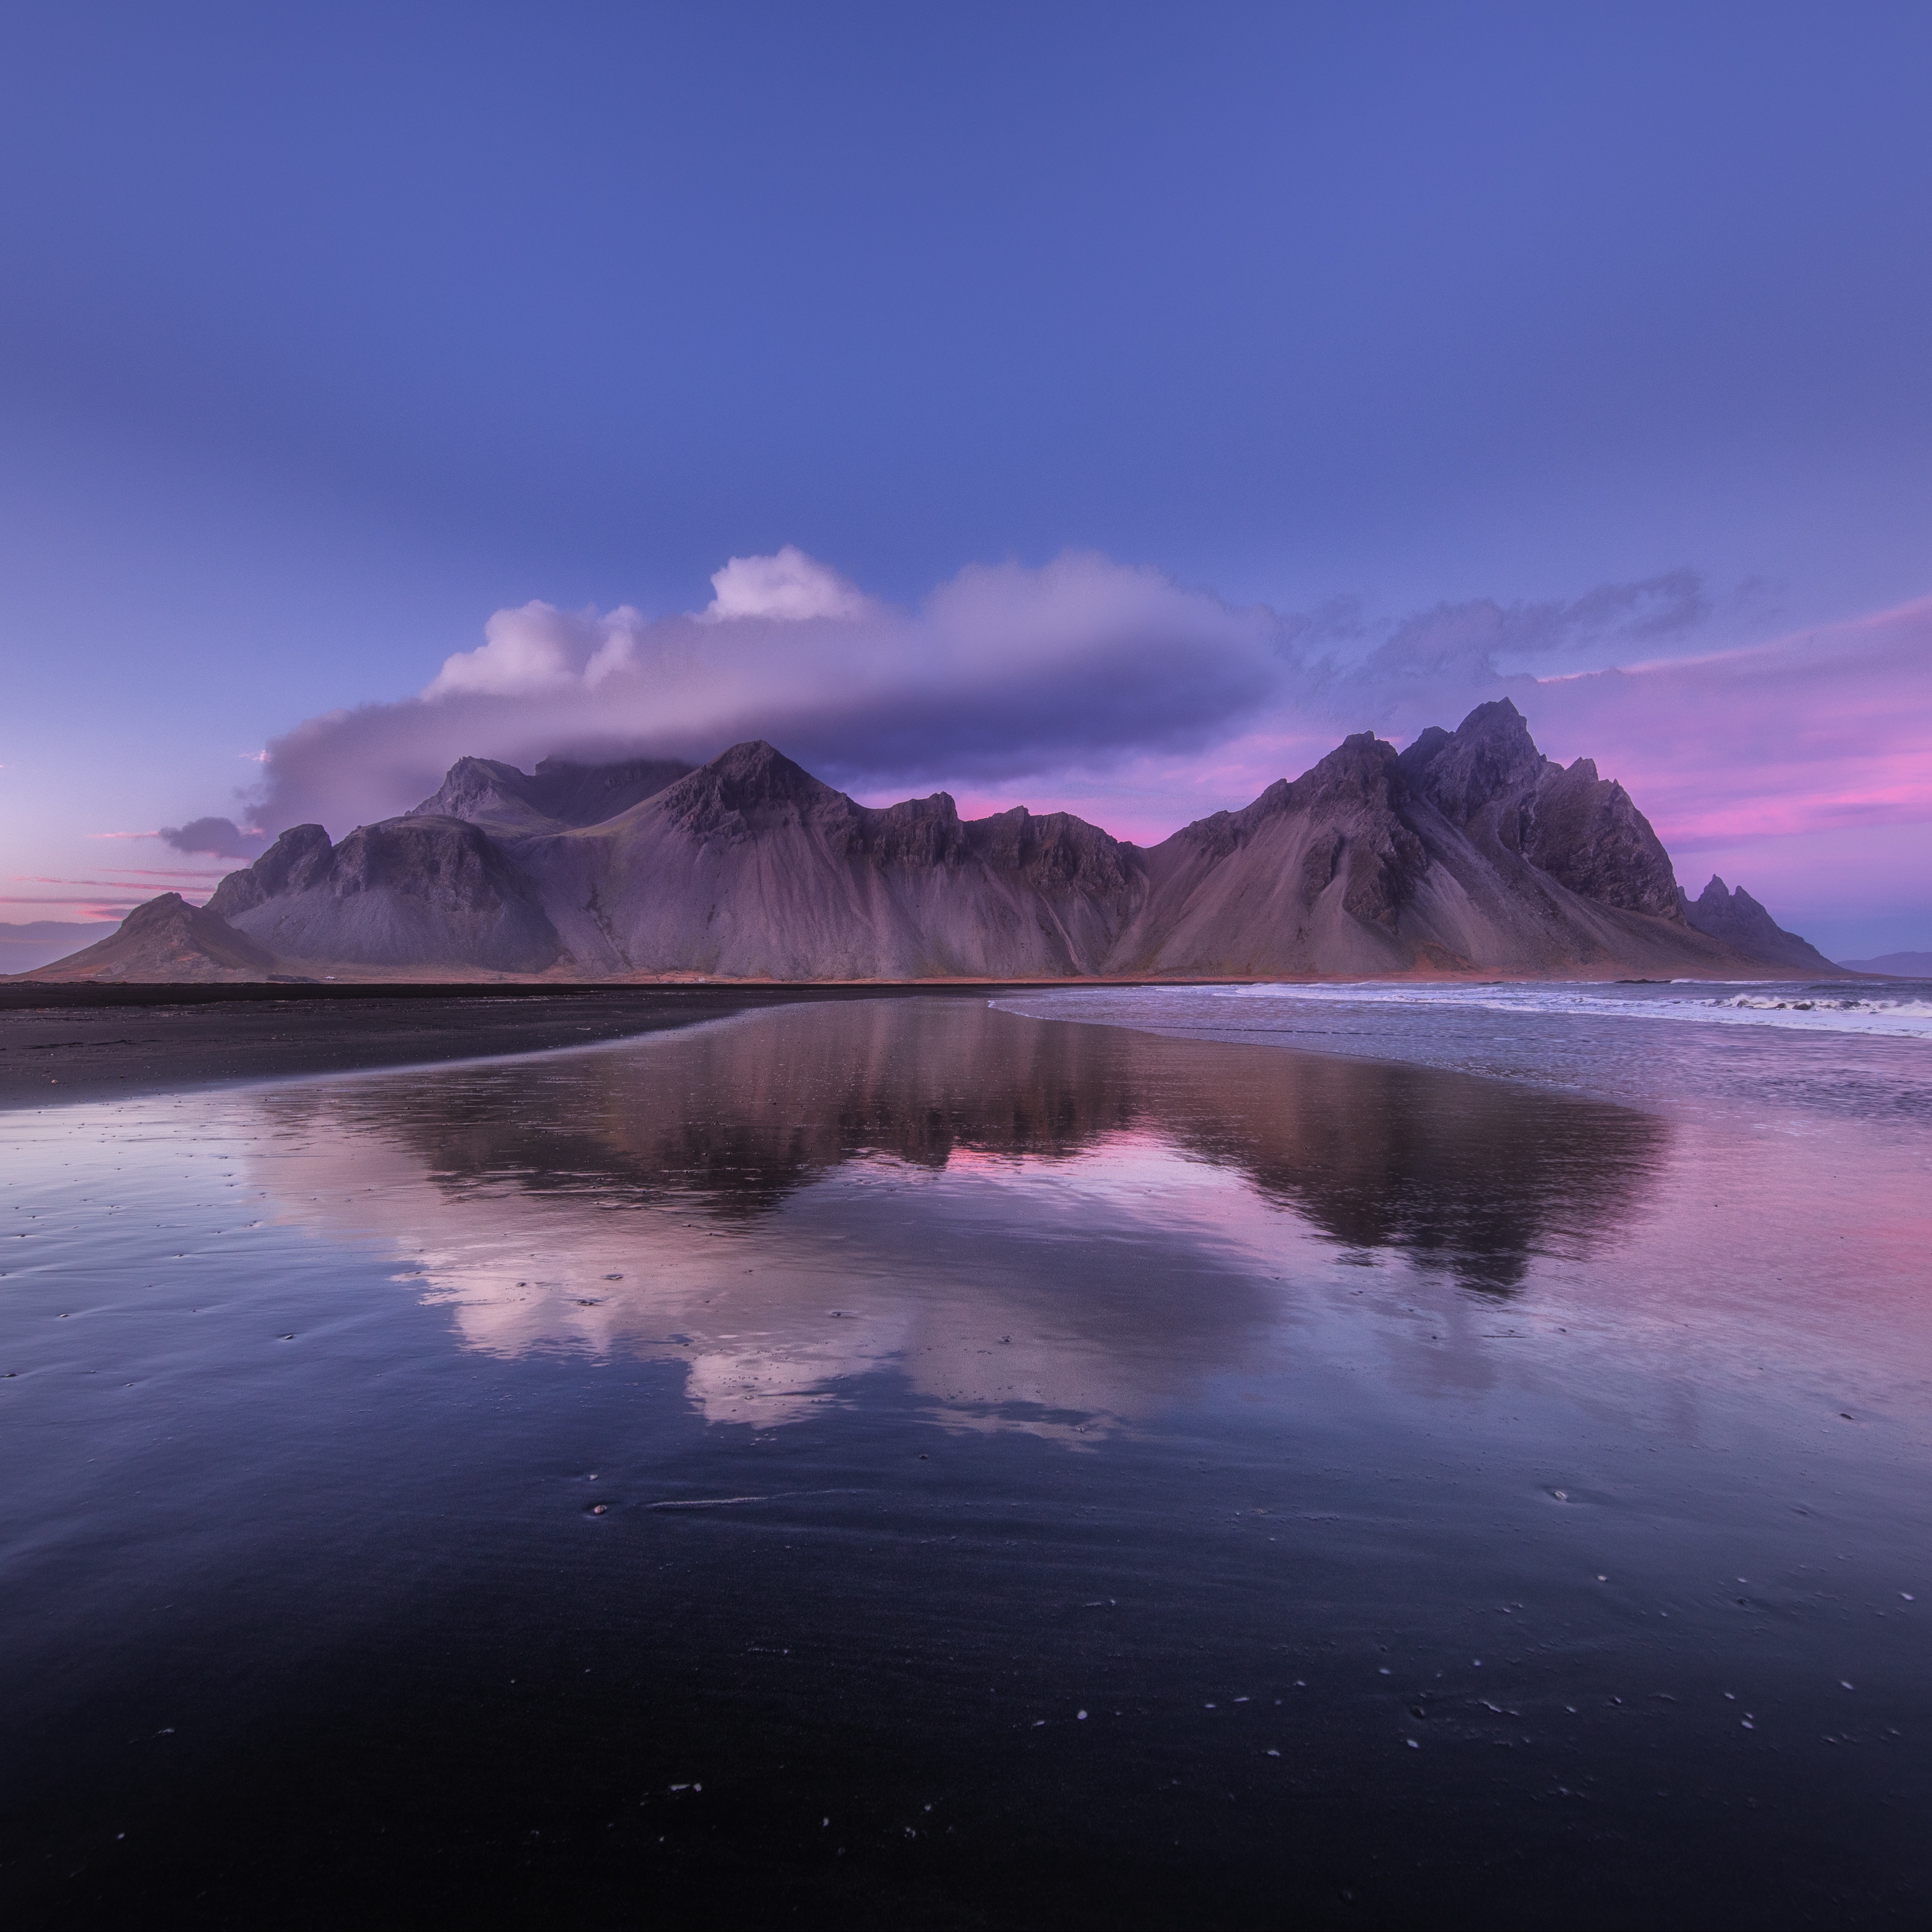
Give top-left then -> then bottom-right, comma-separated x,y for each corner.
699,544 -> 874,623
421,548 -> 879,700
423,601 -> 642,698
248,549 -> 1299,836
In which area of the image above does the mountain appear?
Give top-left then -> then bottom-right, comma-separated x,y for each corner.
1837,950 -> 1932,977
0,920 -> 118,974
1677,877 -> 1839,973
26,702 -> 1848,983
412,754 -> 693,838
499,740 -> 1144,979
21,893 -> 277,982
204,816 -> 563,973
1110,703 -> 1709,976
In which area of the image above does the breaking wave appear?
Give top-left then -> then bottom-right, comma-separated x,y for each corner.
1130,979 -> 1932,1041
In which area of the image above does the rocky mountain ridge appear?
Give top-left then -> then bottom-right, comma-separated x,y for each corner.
19,702 -> 1846,982
1676,876 -> 1839,972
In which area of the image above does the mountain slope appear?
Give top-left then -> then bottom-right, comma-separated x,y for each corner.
20,894 -> 276,983
517,741 -> 1144,978
1107,702 -> 1747,976
1837,950 -> 1932,976
411,754 -> 692,839
1679,876 -> 1839,973
208,817 -> 563,972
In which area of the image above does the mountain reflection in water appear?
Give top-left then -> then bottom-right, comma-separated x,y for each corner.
247,1001 -> 1664,1427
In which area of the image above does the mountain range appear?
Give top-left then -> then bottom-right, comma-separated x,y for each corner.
19,702 -> 1848,983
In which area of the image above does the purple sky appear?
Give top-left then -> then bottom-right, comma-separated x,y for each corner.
2,4 -> 1928,958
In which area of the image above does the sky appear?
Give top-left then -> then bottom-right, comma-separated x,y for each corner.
1,1 -> 1927,959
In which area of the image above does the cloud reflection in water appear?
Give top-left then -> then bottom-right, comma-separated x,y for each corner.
247,1001 -> 1667,1432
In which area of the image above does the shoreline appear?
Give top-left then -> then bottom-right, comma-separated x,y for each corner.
2,966 -> 1897,1113
0,984 -> 926,1112
1,956 -> 1871,1013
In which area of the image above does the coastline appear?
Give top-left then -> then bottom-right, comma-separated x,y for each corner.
0,982 -> 1024,1112
1,965 -> 1881,1112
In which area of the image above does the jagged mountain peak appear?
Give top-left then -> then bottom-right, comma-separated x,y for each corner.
1289,731 -> 1403,803
1181,734 -> 1401,858
1680,875 -> 1835,971
701,738 -> 823,794
1458,695 -> 1531,737
1413,697 -> 1551,827
657,739 -> 845,824
206,825 -> 334,920
415,751 -> 691,832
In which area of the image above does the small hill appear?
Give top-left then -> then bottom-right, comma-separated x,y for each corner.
21,893 -> 277,982
1837,950 -> 1932,977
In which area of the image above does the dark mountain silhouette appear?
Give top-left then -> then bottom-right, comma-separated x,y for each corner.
200,816 -> 562,972
1676,876 -> 1838,973
20,703 -> 1848,982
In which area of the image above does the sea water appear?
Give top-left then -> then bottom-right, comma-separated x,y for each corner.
3,991 -> 1928,1927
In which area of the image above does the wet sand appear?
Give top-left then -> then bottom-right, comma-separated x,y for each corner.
4,996 -> 1927,1929
0,982 -> 1052,1109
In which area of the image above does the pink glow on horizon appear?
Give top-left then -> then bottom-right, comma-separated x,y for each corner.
873,592 -> 1930,932
1516,596 -> 1931,916
5,863 -> 230,922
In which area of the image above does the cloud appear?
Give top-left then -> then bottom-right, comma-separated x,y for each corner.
421,551 -> 876,700
701,545 -> 874,623
1356,570 -> 1711,690
423,601 -> 643,698
249,549 -> 1299,836
158,816 -> 268,859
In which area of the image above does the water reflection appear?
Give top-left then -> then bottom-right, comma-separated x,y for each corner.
249,1000 -> 1666,1426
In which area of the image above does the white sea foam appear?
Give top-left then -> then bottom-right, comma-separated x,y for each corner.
1122,979 -> 1932,1041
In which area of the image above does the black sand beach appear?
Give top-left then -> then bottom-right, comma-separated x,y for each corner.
0,983 -> 1059,1111
3,992 -> 1927,1929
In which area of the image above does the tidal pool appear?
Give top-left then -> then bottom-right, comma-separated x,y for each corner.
3,995 -> 1927,1927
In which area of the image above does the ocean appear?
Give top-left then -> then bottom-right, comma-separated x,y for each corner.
3,984 -> 1927,1927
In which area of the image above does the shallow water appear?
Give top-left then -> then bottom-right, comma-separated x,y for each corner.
4,996 -> 1929,1928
